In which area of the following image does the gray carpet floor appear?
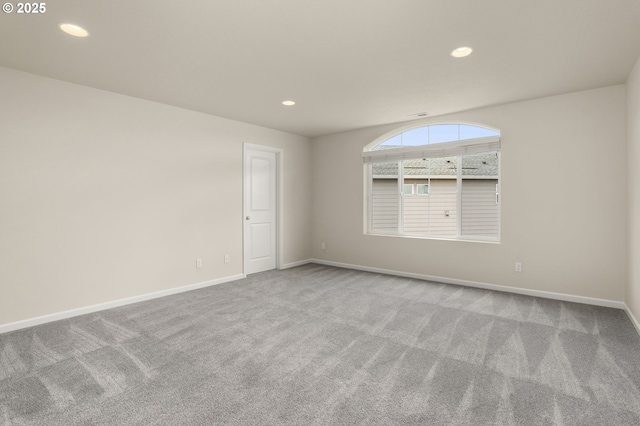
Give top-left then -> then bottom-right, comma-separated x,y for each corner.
1,264 -> 639,425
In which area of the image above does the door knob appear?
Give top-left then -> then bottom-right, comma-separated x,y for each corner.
246,216 -> 250,220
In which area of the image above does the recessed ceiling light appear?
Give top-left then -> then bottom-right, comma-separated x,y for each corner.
59,23 -> 89,38
451,46 -> 472,58
408,112 -> 429,118
282,100 -> 296,106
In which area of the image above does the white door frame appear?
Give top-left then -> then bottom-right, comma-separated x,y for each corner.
243,143 -> 283,273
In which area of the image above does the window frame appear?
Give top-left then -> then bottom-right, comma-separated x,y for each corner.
416,183 -> 429,195
363,122 -> 501,243
403,183 -> 415,196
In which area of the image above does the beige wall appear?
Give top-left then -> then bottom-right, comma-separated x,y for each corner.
627,57 -> 640,322
1,64 -> 633,328
312,86 -> 627,302
0,67 -> 312,326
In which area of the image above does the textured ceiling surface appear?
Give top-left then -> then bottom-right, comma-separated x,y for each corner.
1,0 -> 640,137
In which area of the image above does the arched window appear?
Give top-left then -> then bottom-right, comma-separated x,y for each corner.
363,123 -> 500,241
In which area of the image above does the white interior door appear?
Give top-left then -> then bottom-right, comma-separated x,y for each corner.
243,148 -> 277,274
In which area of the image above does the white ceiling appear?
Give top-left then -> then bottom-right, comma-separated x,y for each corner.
1,0 -> 640,138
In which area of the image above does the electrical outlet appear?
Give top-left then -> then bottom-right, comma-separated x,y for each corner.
196,258 -> 203,268
224,254 -> 230,263
515,262 -> 522,272
321,242 -> 326,250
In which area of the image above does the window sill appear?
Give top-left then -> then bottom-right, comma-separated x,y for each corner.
365,232 -> 500,244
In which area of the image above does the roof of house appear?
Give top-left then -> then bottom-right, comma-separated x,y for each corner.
372,151 -> 499,178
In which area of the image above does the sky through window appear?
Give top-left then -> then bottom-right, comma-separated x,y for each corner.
375,124 -> 498,149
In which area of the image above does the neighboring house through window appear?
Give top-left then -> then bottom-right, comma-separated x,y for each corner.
363,123 -> 500,241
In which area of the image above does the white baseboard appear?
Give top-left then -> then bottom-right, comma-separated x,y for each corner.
0,273 -> 246,335
3,259 -> 634,336
281,259 -> 313,269
309,258 -> 626,310
624,304 -> 640,336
